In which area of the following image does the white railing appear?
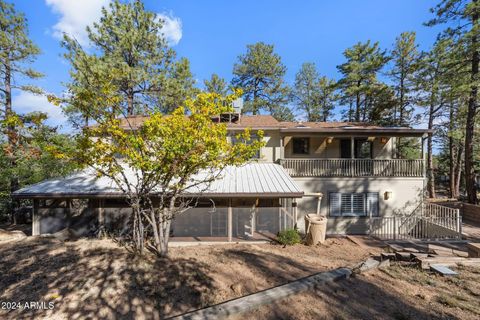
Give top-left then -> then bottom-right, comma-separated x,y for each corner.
369,203 -> 462,240
279,158 -> 425,177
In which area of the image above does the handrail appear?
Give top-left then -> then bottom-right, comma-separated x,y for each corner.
279,158 -> 425,177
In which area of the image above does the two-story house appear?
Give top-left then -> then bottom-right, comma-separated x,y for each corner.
13,112 -> 432,242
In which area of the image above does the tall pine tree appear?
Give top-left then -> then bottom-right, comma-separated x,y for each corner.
0,0 -> 43,219
427,0 -> 480,204
232,42 -> 293,121
62,0 -> 195,125
337,41 -> 389,122
292,62 -> 337,121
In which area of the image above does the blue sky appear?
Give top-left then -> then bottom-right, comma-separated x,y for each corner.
12,0 -> 444,130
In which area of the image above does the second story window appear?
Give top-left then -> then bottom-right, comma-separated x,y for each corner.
231,134 -> 261,159
292,137 -> 310,155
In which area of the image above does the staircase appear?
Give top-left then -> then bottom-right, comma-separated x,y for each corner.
370,202 -> 462,241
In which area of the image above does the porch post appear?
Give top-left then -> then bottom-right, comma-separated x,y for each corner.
293,199 -> 298,228
421,136 -> 427,178
279,136 -> 285,161
228,199 -> 232,242
252,199 -> 257,237
32,199 -> 40,236
98,199 -> 105,236
350,136 -> 355,159
350,136 -> 355,176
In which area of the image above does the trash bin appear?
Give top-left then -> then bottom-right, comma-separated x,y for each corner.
304,213 -> 318,234
305,215 -> 327,245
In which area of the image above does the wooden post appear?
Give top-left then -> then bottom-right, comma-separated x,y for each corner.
251,199 -> 257,237
350,136 -> 355,176
98,199 -> 105,235
32,199 -> 40,236
456,209 -> 461,239
293,199 -> 298,229
228,199 -> 232,242
279,136 -> 285,161
66,199 -> 72,228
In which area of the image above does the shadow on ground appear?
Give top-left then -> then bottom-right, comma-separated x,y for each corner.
0,238 -> 214,319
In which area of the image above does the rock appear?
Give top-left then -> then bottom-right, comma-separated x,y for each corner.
357,258 -> 380,273
378,259 -> 390,269
230,283 -> 243,295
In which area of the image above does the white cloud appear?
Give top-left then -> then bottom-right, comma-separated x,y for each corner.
45,0 -> 111,46
157,13 -> 183,46
46,1 -> 183,47
13,92 -> 67,127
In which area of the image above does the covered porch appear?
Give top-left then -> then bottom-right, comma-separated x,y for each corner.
12,163 -> 304,242
277,126 -> 429,178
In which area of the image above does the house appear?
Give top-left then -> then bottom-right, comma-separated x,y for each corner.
12,112 -> 432,241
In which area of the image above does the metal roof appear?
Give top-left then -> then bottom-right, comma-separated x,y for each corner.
12,163 -> 303,199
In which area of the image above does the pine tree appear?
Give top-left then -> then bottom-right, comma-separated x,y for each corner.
388,32 -> 420,126
417,39 -> 451,198
0,0 -> 43,219
204,73 -> 228,95
232,42 -> 293,121
427,0 -> 480,204
337,41 -> 389,122
292,62 -> 337,121
62,0 -> 195,125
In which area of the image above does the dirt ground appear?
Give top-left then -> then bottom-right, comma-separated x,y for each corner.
0,236 -> 377,319
238,264 -> 480,320
1,235 -> 479,320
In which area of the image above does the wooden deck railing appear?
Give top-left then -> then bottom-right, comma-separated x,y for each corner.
279,158 -> 425,177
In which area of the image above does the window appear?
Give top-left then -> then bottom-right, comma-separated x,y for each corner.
329,192 -> 378,217
292,137 -> 310,155
231,134 -> 261,159
340,139 -> 372,159
355,139 -> 372,159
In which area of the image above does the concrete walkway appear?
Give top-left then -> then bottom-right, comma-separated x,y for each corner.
463,220 -> 480,242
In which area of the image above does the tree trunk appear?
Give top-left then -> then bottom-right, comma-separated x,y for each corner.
4,62 -> 19,223
465,7 -> 479,204
454,144 -> 464,198
355,86 -> 361,122
127,88 -> 134,116
449,103 -> 456,198
427,101 -> 436,198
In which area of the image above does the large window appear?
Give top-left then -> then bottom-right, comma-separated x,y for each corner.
231,134 -> 261,159
340,139 -> 373,159
292,137 -> 310,155
329,192 -> 379,217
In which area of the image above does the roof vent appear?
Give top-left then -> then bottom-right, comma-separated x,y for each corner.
295,122 -> 310,128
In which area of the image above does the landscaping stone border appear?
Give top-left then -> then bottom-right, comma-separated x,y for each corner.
170,267 -> 352,319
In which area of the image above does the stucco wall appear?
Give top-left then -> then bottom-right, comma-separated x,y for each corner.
294,176 -> 425,234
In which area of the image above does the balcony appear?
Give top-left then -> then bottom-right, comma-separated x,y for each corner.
279,158 -> 425,178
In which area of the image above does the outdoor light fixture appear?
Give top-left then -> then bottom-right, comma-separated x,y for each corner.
367,136 -> 375,142
384,191 -> 392,200
380,137 -> 388,144
326,137 -> 334,144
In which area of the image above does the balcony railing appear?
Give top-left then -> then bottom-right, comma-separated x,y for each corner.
279,158 -> 425,177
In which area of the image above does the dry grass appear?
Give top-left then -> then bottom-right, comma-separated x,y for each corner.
237,264 -> 480,320
0,236 -> 378,319
4,235 -> 478,320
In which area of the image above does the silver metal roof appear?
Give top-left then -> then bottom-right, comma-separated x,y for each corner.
13,163 -> 303,198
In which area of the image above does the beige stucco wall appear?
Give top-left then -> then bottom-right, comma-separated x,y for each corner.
228,130 -> 281,162
294,176 -> 425,234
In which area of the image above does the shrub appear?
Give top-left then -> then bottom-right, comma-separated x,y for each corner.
276,228 -> 301,246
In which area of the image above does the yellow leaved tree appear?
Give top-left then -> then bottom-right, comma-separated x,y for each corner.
53,67 -> 264,256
